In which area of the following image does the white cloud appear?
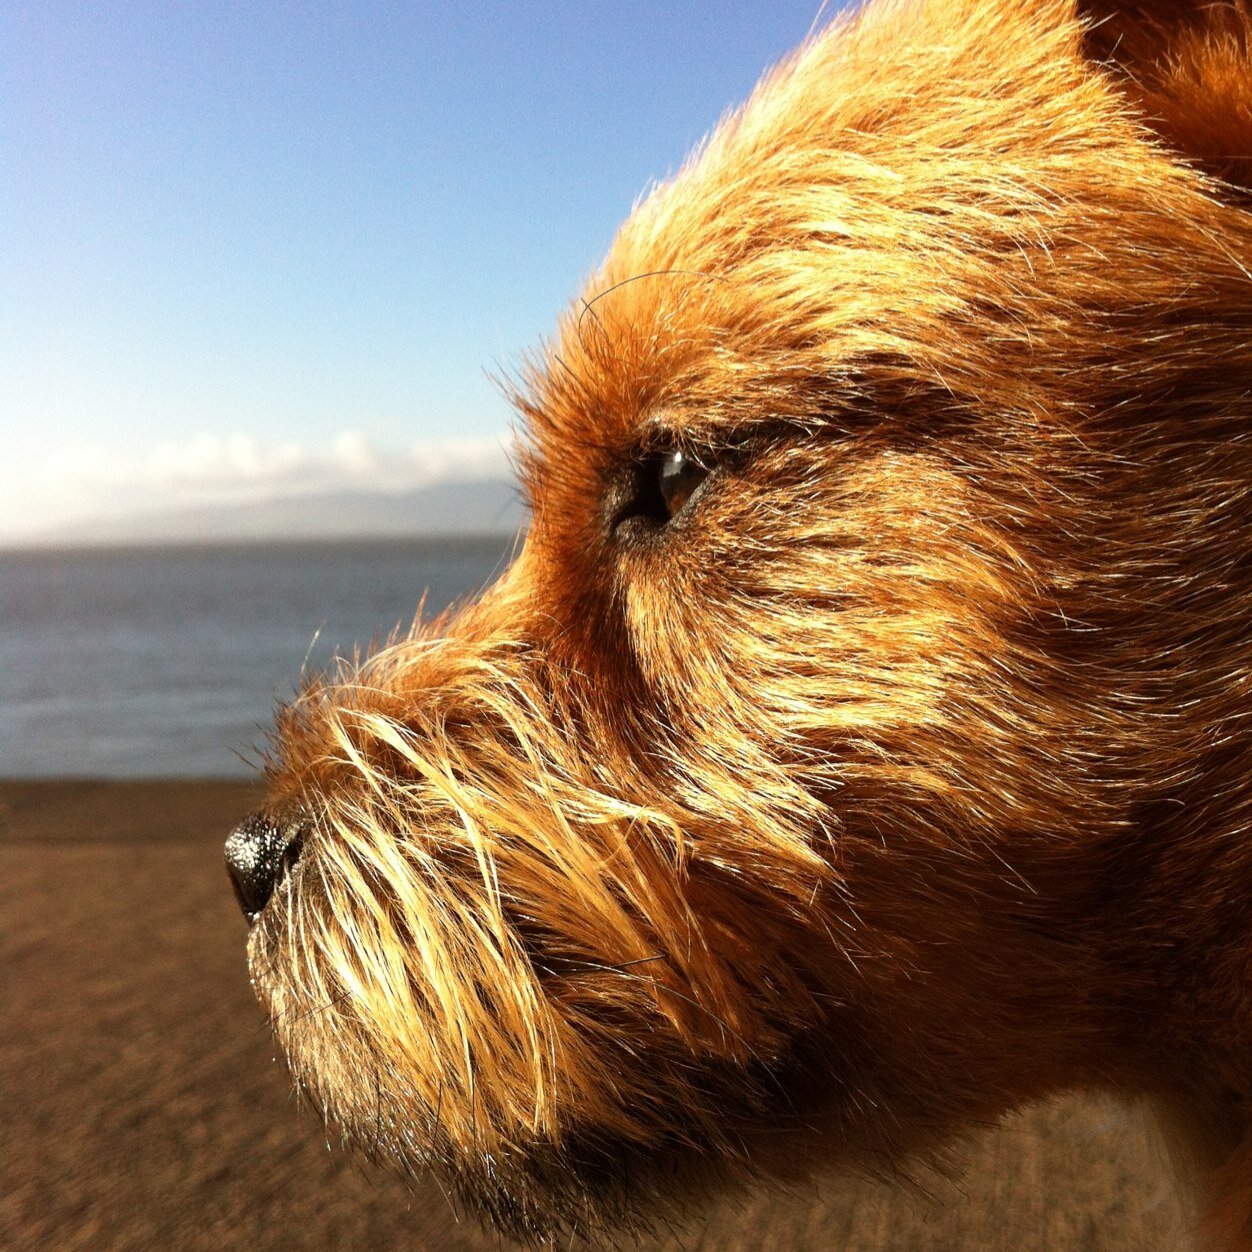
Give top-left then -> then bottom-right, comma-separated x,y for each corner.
2,430 -> 516,542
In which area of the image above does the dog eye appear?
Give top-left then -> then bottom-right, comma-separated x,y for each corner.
611,445 -> 713,539
656,449 -> 709,519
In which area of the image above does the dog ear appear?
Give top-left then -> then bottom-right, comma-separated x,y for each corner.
1076,0 -> 1252,196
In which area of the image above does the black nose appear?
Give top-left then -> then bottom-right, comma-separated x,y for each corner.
225,808 -> 307,922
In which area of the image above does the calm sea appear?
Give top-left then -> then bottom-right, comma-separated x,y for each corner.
0,538 -> 518,778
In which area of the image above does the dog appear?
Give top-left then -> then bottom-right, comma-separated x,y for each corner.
225,0 -> 1252,1245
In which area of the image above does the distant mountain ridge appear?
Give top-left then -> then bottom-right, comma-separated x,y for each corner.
25,477 -> 527,546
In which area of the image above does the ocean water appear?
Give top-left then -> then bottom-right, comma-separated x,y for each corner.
0,538 -> 518,778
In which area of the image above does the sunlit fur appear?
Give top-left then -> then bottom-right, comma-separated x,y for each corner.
248,0 -> 1252,1246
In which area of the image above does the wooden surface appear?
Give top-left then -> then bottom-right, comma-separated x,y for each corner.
0,780 -> 1189,1251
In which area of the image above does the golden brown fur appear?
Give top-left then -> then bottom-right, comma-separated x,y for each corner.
237,0 -> 1252,1246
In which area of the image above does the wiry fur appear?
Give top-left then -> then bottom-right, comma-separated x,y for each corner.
245,0 -> 1252,1246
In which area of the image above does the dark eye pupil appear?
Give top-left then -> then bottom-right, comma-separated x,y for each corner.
657,449 -> 708,518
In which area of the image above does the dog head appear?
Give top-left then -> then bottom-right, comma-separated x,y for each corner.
232,0 -> 1252,1240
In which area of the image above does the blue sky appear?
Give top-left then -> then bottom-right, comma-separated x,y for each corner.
2,2 -> 846,541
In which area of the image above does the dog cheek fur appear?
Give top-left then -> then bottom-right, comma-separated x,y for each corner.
253,632 -> 848,1239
